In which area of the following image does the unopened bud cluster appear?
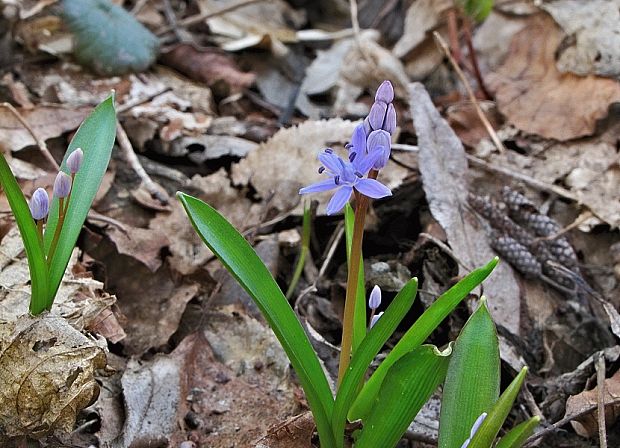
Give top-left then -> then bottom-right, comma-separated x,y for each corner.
28,148 -> 83,222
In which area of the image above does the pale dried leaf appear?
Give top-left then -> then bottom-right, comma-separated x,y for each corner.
0,104 -> 90,151
409,82 -> 520,335
231,118 -> 409,215
543,0 -> 620,78
392,0 -> 451,58
0,315 -> 106,438
487,15 -> 620,140
565,369 -> 620,437
106,225 -> 169,272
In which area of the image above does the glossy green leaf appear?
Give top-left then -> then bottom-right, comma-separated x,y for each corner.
468,367 -> 529,448
344,202 -> 366,352
459,0 -> 494,21
44,95 -> 116,306
349,258 -> 498,420
495,416 -> 541,448
177,192 -> 336,448
438,299 -> 500,448
0,154 -> 49,314
355,344 -> 451,448
332,278 -> 418,446
62,0 -> 159,75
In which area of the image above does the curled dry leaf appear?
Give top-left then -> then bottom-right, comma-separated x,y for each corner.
409,82 -> 521,335
255,412 -> 315,448
160,43 -> 255,92
565,369 -> 620,437
0,314 -> 106,439
487,14 -> 620,140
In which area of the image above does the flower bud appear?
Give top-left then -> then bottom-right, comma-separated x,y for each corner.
383,103 -> 396,134
367,130 -> 391,169
368,285 -> 381,309
53,172 -> 72,198
370,311 -> 384,329
29,188 -> 49,221
367,101 -> 387,131
375,80 -> 394,104
67,148 -> 83,174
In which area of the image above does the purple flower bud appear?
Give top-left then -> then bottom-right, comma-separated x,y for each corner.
368,101 -> 388,131
53,172 -> 72,198
384,103 -> 396,134
375,80 -> 394,104
67,148 -> 83,174
363,117 -> 372,136
368,285 -> 381,309
29,188 -> 49,221
367,130 -> 391,169
370,311 -> 384,329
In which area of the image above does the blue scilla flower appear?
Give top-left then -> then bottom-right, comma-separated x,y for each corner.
299,148 -> 391,215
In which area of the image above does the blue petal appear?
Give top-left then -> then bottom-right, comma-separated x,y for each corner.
299,178 -> 336,194
326,186 -> 353,215
355,179 -> 392,199
350,124 -> 366,154
318,152 -> 343,174
354,147 -> 383,174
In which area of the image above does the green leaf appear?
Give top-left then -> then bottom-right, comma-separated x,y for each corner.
43,95 -> 117,306
0,154 -> 49,314
495,416 -> 541,448
468,367 -> 529,448
438,298 -> 500,448
332,278 -> 418,446
355,344 -> 452,448
177,192 -> 336,448
348,258 -> 498,420
344,202 -> 366,352
459,0 -> 494,21
62,0 -> 159,75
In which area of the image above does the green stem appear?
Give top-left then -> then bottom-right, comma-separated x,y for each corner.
46,197 -> 65,267
337,192 -> 369,386
36,220 -> 44,249
285,200 -> 312,299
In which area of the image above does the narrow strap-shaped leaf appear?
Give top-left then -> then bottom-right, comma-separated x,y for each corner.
332,278 -> 418,446
177,192 -> 336,448
44,95 -> 116,304
438,298 -> 500,448
344,202 -> 366,352
468,367 -> 529,448
349,258 -> 498,420
495,416 -> 541,448
0,153 -> 49,313
355,344 -> 452,448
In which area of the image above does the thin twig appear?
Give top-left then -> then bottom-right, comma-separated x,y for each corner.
461,16 -> 491,100
87,210 -> 130,237
117,87 -> 171,114
130,0 -> 149,15
162,0 -> 184,42
156,0 -> 266,35
116,121 -> 169,205
349,0 -> 374,66
446,8 -> 462,65
0,102 -> 59,170
596,354 -> 608,448
523,398 -> 620,447
433,32 -> 506,153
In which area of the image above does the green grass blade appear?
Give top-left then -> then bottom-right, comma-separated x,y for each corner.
349,258 -> 498,420
495,416 -> 541,448
331,278 -> 418,446
43,95 -> 116,305
355,344 -> 452,448
285,200 -> 311,299
438,298 -> 500,448
468,367 -> 529,448
177,192 -> 336,448
344,202 -> 366,352
0,153 -> 49,314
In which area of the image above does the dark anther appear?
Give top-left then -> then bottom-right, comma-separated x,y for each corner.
349,152 -> 357,162
318,166 -> 325,174
355,171 -> 363,178
334,175 -> 340,185
324,148 -> 333,154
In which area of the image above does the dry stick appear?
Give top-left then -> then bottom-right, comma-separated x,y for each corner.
446,8 -> 462,65
116,121 -> 169,205
523,398 -> 620,447
349,0 -> 374,66
433,32 -> 506,153
0,102 -> 59,170
162,0 -> 184,42
461,16 -> 491,100
130,0 -> 149,15
156,0 -> 266,35
116,87 -> 172,114
596,354 -> 608,448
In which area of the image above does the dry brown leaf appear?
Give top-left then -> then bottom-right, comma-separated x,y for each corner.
0,315 -> 106,439
543,0 -> 620,78
392,0 -> 451,59
106,225 -> 169,272
410,82 -> 521,335
231,118 -> 410,215
0,104 -> 90,151
565,369 -> 620,437
160,43 -> 255,92
487,15 -> 620,140
255,412 -> 315,448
